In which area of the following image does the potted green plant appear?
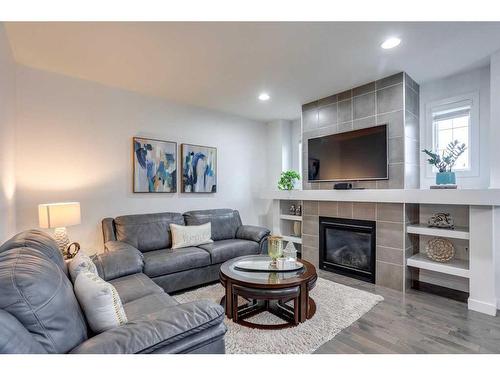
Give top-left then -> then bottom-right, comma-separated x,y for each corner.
277,170 -> 301,190
422,140 -> 467,185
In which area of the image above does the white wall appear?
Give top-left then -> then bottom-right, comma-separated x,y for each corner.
266,119 -> 302,189
490,51 -> 500,188
266,119 -> 291,187
15,66 -> 269,252
490,50 -> 500,308
0,25 -> 16,242
419,66 -> 491,189
264,119 -> 302,229
291,118 -> 301,175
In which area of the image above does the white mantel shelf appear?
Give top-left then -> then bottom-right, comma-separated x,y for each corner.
261,188 -> 500,206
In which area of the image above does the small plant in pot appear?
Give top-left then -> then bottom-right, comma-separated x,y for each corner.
422,140 -> 467,185
277,170 -> 301,190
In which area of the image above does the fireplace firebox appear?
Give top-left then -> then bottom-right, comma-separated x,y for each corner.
319,216 -> 376,283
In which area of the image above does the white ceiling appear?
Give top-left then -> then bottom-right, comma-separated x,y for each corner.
5,22 -> 500,122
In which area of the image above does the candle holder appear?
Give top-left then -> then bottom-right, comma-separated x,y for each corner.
268,235 -> 283,265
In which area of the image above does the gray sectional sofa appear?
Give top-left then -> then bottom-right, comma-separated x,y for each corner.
0,208 -> 270,354
0,229 -> 227,354
102,209 -> 270,293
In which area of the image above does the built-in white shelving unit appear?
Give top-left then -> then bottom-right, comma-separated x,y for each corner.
275,200 -> 303,258
406,224 -> 469,240
269,194 -> 498,316
405,208 -> 471,300
406,253 -> 470,278
280,214 -> 302,221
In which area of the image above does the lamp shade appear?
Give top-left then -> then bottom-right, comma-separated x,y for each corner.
38,202 -> 81,229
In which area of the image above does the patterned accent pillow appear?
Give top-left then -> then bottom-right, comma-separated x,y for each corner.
68,252 -> 98,283
170,222 -> 213,249
74,271 -> 128,333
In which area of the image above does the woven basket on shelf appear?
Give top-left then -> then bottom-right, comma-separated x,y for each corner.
425,237 -> 455,262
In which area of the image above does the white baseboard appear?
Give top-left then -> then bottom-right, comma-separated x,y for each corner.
468,298 -> 498,316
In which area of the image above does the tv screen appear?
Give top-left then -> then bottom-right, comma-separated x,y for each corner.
308,124 -> 388,181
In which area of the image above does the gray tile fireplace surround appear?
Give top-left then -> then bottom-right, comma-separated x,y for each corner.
301,72 -> 420,190
301,200 -> 419,291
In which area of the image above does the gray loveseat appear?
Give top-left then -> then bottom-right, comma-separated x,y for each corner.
102,209 -> 270,293
0,230 -> 227,354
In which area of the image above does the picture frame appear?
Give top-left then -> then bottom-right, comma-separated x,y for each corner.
181,143 -> 217,193
133,137 -> 177,193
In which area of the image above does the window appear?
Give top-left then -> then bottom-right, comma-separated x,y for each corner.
425,93 -> 479,178
432,100 -> 471,171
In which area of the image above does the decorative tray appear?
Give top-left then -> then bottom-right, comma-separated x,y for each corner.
234,259 -> 304,272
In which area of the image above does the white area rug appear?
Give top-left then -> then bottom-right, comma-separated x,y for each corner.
175,278 -> 383,354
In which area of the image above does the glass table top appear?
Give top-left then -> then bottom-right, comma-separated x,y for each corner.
222,255 -> 308,285
234,257 -> 303,272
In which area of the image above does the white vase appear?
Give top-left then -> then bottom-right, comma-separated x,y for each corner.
293,222 -> 301,237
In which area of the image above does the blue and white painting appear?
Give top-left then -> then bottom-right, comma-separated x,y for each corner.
182,144 -> 217,193
133,137 -> 177,193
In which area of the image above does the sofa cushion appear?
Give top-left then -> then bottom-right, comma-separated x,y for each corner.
70,300 -> 225,354
199,239 -> 260,264
143,247 -> 211,278
0,229 -> 67,276
123,293 -> 179,321
183,209 -> 242,241
114,212 -> 184,252
109,273 -> 164,304
0,248 -> 88,353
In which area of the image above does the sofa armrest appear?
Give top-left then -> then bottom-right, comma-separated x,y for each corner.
236,225 -> 270,243
70,300 -> 226,354
236,225 -> 270,253
93,241 -> 144,281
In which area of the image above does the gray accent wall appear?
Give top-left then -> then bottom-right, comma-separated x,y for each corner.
404,73 -> 420,189
301,72 -> 420,190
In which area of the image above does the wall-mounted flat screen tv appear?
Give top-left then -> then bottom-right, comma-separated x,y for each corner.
308,124 -> 388,182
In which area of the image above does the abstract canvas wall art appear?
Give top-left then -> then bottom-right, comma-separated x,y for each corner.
181,144 -> 217,193
133,137 -> 177,193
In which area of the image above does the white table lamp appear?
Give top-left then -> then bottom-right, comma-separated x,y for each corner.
38,202 -> 81,257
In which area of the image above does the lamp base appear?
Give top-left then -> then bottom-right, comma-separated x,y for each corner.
54,227 -> 70,258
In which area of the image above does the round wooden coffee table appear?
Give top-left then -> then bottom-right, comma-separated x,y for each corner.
219,255 -> 317,330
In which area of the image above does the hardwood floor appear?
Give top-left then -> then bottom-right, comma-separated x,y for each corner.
314,270 -> 500,354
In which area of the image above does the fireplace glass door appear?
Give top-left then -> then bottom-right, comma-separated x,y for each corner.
319,217 -> 376,283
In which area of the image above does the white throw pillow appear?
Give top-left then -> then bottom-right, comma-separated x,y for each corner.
170,222 -> 213,249
74,271 -> 128,333
68,251 -> 98,283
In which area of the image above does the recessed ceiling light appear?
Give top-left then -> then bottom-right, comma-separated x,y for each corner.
258,93 -> 270,101
381,37 -> 401,50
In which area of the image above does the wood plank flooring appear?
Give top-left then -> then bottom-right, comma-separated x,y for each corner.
314,270 -> 500,354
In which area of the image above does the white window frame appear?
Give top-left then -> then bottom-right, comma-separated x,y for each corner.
424,92 -> 480,179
